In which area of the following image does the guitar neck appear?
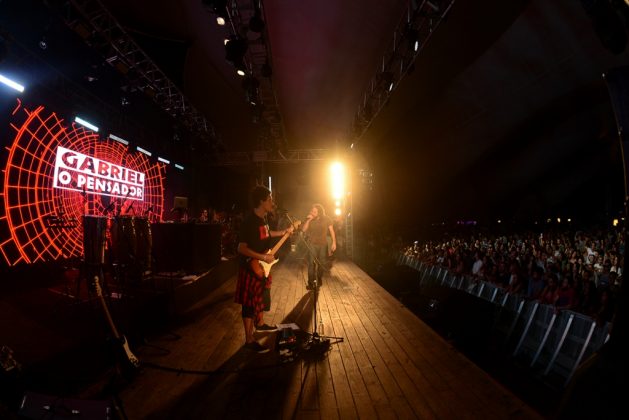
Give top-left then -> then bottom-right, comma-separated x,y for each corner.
94,276 -> 121,339
269,232 -> 290,255
267,221 -> 301,255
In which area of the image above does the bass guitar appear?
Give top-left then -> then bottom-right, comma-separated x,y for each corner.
93,276 -> 140,378
249,221 -> 301,278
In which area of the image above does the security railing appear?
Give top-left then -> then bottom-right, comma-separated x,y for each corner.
398,253 -> 611,388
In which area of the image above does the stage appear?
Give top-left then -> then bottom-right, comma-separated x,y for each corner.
1,255 -> 541,419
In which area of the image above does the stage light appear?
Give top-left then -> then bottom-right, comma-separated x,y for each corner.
334,207 -> 342,216
74,116 -> 99,132
404,26 -> 419,52
108,133 -> 129,145
175,163 -> 184,170
330,161 -> 345,200
0,73 -> 25,93
235,59 -> 248,76
158,157 -> 170,164
225,37 -> 248,70
613,218 -> 619,227
203,0 -> 229,25
136,146 -> 152,156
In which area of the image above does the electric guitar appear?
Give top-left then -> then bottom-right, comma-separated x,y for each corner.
249,221 -> 301,278
93,276 -> 140,377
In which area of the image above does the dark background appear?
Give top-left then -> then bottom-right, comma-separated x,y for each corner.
2,0 -> 629,247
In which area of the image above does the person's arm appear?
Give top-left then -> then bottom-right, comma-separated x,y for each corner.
328,224 -> 337,252
302,214 -> 313,232
270,224 -> 294,238
237,242 -> 275,263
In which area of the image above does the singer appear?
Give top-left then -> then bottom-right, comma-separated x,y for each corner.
235,186 -> 294,354
301,203 -> 336,290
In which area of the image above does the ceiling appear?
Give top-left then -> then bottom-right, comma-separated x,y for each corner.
3,0 -> 629,227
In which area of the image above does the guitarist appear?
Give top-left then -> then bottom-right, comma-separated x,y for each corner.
235,186 -> 294,353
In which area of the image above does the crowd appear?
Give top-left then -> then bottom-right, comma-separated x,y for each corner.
403,227 -> 623,325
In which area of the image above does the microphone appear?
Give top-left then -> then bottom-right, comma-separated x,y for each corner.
126,200 -> 134,214
144,206 -> 153,215
103,200 -> 116,215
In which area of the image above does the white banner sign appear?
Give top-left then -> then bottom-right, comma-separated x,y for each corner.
53,146 -> 145,200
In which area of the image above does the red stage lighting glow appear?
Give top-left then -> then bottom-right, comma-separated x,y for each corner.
0,103 -> 166,266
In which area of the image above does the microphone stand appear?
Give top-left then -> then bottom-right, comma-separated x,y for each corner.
285,213 -> 343,351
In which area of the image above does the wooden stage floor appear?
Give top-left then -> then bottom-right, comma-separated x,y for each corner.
116,255 -> 542,419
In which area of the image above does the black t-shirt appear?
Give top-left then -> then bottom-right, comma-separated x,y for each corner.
238,211 -> 271,264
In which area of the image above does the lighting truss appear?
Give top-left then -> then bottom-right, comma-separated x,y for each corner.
211,148 -> 329,166
54,0 -> 217,140
221,0 -> 289,156
351,0 -> 455,142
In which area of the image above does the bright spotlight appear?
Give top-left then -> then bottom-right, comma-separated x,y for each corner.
0,73 -> 25,93
330,161 -> 345,200
334,207 -> 342,216
216,16 -> 226,25
136,146 -> 152,156
74,116 -> 99,132
108,133 -> 129,145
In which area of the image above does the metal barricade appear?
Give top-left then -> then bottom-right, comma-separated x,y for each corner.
544,315 -> 610,386
510,300 -> 540,355
394,252 -> 612,389
529,309 -> 574,369
477,281 -> 502,303
492,293 -> 526,346
513,303 -> 556,365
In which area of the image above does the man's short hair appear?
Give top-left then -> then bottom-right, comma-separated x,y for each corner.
250,185 -> 271,208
